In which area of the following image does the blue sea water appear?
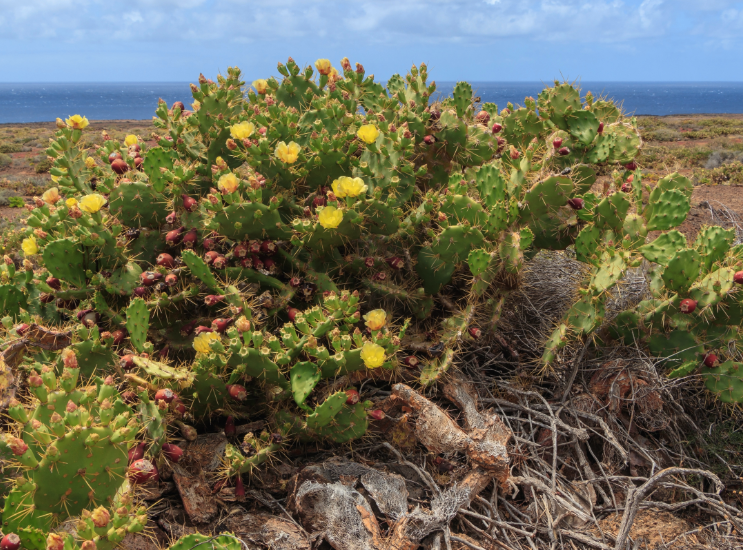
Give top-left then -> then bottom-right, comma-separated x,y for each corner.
1,81 -> 743,123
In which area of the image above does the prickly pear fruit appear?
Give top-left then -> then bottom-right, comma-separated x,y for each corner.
128,442 -> 146,464
204,250 -> 220,265
182,229 -> 198,248
120,354 -> 135,370
225,415 -> 236,436
403,356 -> 420,368
680,299 -> 697,314
492,123 -> 502,134
156,253 -> 174,268
108,152 -> 122,163
46,276 -> 61,290
424,135 -> 435,144
345,389 -> 360,405
155,388 -> 177,404
129,459 -> 159,484
287,307 -> 300,321
1,534 -> 20,550
213,255 -> 227,269
597,122 -> 604,135
205,295 -> 225,306
227,384 -> 247,401
111,158 -> 129,174
112,329 -> 127,345
166,226 -> 185,245
624,161 -> 637,171
567,198 -> 584,210
260,240 -> 277,255
172,101 -> 185,111
703,353 -> 719,368
469,327 -> 482,339
141,271 -> 162,286
181,194 -> 198,212
734,271 -> 743,284
211,317 -> 233,332
553,138 -> 563,149
558,147 -> 570,156
162,443 -> 184,463
369,409 -> 385,420
386,257 -> 404,270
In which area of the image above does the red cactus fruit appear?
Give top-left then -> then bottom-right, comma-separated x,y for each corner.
509,147 -> 520,160
469,327 -> 482,339
624,161 -> 637,171
180,319 -> 198,336
46,276 -> 61,290
165,211 -> 178,224
247,240 -> 261,255
289,276 -> 302,287
172,101 -> 185,111
165,226 -> 185,245
260,240 -> 278,255
15,323 -> 30,336
133,286 -> 148,297
287,307 -> 300,321
567,198 -> 584,210
233,243 -> 249,258
204,295 -> 224,306
239,257 -> 253,269
194,325 -> 213,334
173,400 -> 186,416
250,255 -> 263,270
492,122 -> 503,134
165,273 -> 178,286
345,389 -> 360,405
1,534 -> 21,550
211,317 -> 234,332
128,442 -> 146,464
552,138 -> 563,149
733,271 -> 743,284
597,122 -> 604,135
558,147 -> 571,156
225,415 -> 236,437
703,353 -> 719,368
134,157 -> 144,170
182,229 -> 198,248
621,182 -> 632,193
181,194 -> 198,212
372,272 -> 387,282
204,250 -> 220,265
262,258 -> 276,271
475,110 -> 490,124
129,459 -> 159,484
424,134 -> 435,144
227,384 -> 247,401
155,388 -> 177,404
121,391 -> 137,404
235,475 -> 245,500
203,237 -> 217,250
386,257 -> 404,270
313,195 -> 327,208
369,409 -> 386,421
111,329 -> 127,345
213,255 -> 228,269
118,355 -> 135,372
403,356 -> 420,368
156,253 -> 174,268
141,271 -> 163,287
680,299 -> 697,314
108,152 -> 122,163
111,158 -> 129,174
8,437 -> 28,456
162,443 -> 184,463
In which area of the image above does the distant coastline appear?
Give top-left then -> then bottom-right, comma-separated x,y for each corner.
2,82 -> 743,123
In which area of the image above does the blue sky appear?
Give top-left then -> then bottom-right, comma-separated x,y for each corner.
1,0 -> 742,82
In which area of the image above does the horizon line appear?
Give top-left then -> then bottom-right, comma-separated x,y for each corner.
3,80 -> 743,85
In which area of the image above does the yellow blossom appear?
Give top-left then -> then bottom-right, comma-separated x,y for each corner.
85,157 -> 97,169
230,121 -> 255,140
65,115 -> 89,130
364,309 -> 387,331
124,135 -> 138,147
218,173 -> 239,194
357,124 -> 380,144
22,236 -> 38,256
66,198 -> 78,207
360,342 -> 386,369
332,176 -> 368,198
192,100 -> 201,111
42,187 -> 60,205
51,174 -> 61,184
329,67 -> 339,80
318,206 -> 343,229
275,141 -> 300,164
79,194 -> 106,213
252,79 -> 269,94
314,59 -> 332,75
193,331 -> 221,353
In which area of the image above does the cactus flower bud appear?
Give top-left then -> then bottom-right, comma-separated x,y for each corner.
345,389 -> 360,405
509,146 -> 520,160
8,437 -> 28,456
1,534 -> 21,550
80,541 -> 97,550
28,374 -> 43,387
235,316 -> 251,333
46,534 -> 65,550
61,348 -> 78,368
703,353 -> 719,368
680,299 -> 697,314
161,443 -> 184,463
567,198 -> 584,210
129,459 -> 158,484
227,384 -> 247,401
91,506 -> 111,528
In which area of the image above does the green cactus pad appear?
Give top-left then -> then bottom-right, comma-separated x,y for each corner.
594,192 -> 630,230
109,182 -> 170,227
640,231 -> 687,266
566,293 -> 605,334
567,110 -> 600,145
452,81 -> 473,118
467,249 -> 491,277
694,226 -> 735,273
431,225 -> 485,265
315,402 -> 368,443
610,311 -> 641,345
105,261 -> 143,296
128,228 -> 166,267
168,533 -> 242,550
359,199 -> 400,236
575,225 -> 602,266
604,123 -> 641,164
306,391 -> 348,431
701,361 -> 743,403
644,189 -> 690,231
42,238 -> 86,288
661,248 -> 702,293
648,329 -> 703,366
689,267 -> 735,309
126,298 -> 150,352
657,172 -> 693,198
61,339 -> 117,377
439,194 -> 488,226
291,361 -> 321,408
228,347 -> 289,390
182,249 -> 220,291
590,250 -> 626,294
572,165 -> 598,195
212,202 -> 291,241
0,284 -> 26,318
142,147 -> 175,193
668,359 -> 699,379
475,163 -> 507,208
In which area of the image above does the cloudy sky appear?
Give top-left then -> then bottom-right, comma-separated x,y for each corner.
1,0 -> 742,82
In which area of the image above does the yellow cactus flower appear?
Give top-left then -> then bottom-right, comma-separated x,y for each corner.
364,309 -> 387,331
66,197 -> 78,207
360,342 -> 386,369
124,135 -> 138,147
318,206 -> 344,229
357,124 -> 380,144
79,193 -> 106,213
85,157 -> 97,169
217,173 -> 239,193
65,115 -> 89,130
55,118 -> 66,129
329,67 -> 339,80
230,121 -> 255,140
315,58 -> 332,76
193,331 -> 221,353
192,100 -> 201,111
332,176 -> 368,198
252,79 -> 269,94
22,236 -> 38,256
51,174 -> 61,184
42,187 -> 60,205
275,141 -> 300,164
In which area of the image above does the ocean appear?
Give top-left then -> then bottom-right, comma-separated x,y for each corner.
1,82 -> 743,124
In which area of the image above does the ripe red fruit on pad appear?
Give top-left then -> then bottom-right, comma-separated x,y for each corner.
181,194 -> 198,212
111,158 -> 129,174
1,533 -> 21,550
492,123 -> 503,134
386,257 -> 404,270
558,147 -> 570,156
120,354 -> 135,371
108,152 -> 122,163
182,229 -> 198,248
703,353 -> 719,368
424,134 -> 435,144
509,147 -> 520,160
734,271 -> 743,284
204,250 -> 220,265
172,101 -> 185,111
287,307 -> 300,321
128,441 -> 146,464
260,240 -> 278,255
155,388 -> 177,404
134,157 -> 144,170
225,415 -> 236,437
567,198 -> 584,210
129,459 -> 159,484
213,255 -> 227,269
469,327 -> 482,339
597,122 -> 604,135
162,443 -> 184,463
227,384 -> 247,401
403,356 -> 420,368
156,253 -> 174,268
141,271 -> 162,286
111,329 -> 127,345
624,161 -> 637,171
205,295 -> 225,306
165,226 -> 185,245
345,389 -> 360,405
46,276 -> 61,290
8,437 -> 28,456
621,182 -> 632,193
680,299 -> 697,314
552,138 -> 563,149
211,317 -> 233,332
369,409 -> 386,421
